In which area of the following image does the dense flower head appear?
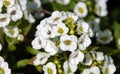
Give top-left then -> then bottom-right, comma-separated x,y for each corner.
32,11 -> 93,73
0,56 -> 11,74
32,11 -> 92,53
0,0 -> 43,38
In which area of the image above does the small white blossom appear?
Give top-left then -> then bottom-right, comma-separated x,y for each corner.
17,34 -> 24,41
77,21 -> 89,34
55,0 -> 70,5
102,55 -> 116,74
64,12 -> 78,21
31,36 -> 47,50
33,52 -> 50,66
74,2 -> 88,18
69,50 -> 84,65
82,66 -> 100,74
48,11 -> 63,24
0,56 -> 11,74
3,0 -> 15,8
96,29 -> 113,44
45,40 -> 58,56
43,62 -> 57,74
87,18 -> 100,33
94,4 -> 108,17
53,23 -> 69,36
78,34 -> 91,50
60,35 -> 77,51
0,1 -> 3,12
63,61 -> 77,74
96,52 -> 104,61
4,26 -> 19,38
17,0 -> 27,11
23,10 -> 35,23
0,13 -> 10,28
27,0 -> 41,11
0,43 -> 2,51
7,4 -> 23,21
82,52 -> 92,66
36,24 -> 55,38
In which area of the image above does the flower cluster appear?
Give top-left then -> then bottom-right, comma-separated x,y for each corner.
74,0 -> 108,18
31,11 -> 116,74
73,0 -> 113,45
0,56 -> 11,74
0,0 -> 43,39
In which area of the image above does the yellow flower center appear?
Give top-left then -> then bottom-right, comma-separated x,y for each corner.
4,0 -> 11,6
47,68 -> 53,74
9,29 -> 14,35
78,7 -> 84,14
0,67 -> 4,74
54,17 -> 60,21
105,67 -> 109,74
100,36 -> 108,41
79,26 -> 83,32
58,28 -> 64,34
64,40 -> 72,45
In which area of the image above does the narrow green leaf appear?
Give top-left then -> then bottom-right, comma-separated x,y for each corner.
26,46 -> 40,55
16,59 -> 29,68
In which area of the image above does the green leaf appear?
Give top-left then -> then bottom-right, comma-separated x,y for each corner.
16,59 -> 29,68
113,21 -> 120,39
50,0 -> 76,11
26,46 -> 40,55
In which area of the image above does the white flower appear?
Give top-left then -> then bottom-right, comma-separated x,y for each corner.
64,12 -> 78,21
36,24 -> 55,38
77,21 -> 89,34
96,52 -> 104,61
4,26 -> 19,38
7,4 -> 23,21
117,38 -> 120,49
53,23 -> 69,36
87,28 -> 94,37
74,2 -> 88,18
31,36 -> 47,50
82,52 -> 92,66
3,0 -> 15,8
55,0 -> 70,5
0,43 -> 2,51
34,9 -> 44,18
23,10 -> 35,23
69,50 -> 84,65
87,18 -> 100,33
0,56 -> 11,74
0,13 -> 10,28
45,40 -> 58,56
33,52 -> 50,66
78,34 -> 91,50
17,34 -> 24,41
17,0 -> 27,11
82,69 -> 91,74
102,55 -> 116,74
0,1 -> 3,12
48,11 -> 63,24
94,4 -> 108,17
82,66 -> 100,74
96,29 -> 113,44
43,62 -> 57,74
27,0 -> 41,11
60,35 -> 77,51
63,61 -> 77,74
